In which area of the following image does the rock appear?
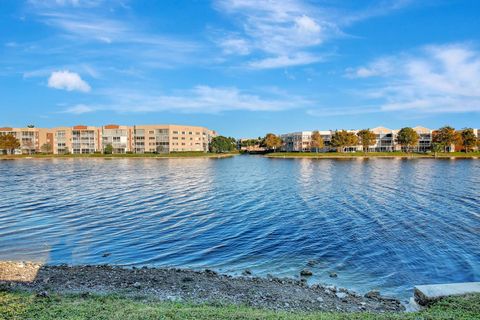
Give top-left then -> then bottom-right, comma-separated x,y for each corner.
300,269 -> 313,276
325,285 -> 337,292
182,276 -> 194,283
336,292 -> 347,299
307,260 -> 318,267
329,272 -> 338,278
316,297 -> 324,302
242,269 -> 252,276
132,282 -> 141,289
102,253 -> 111,258
365,290 -> 381,299
205,269 -> 217,276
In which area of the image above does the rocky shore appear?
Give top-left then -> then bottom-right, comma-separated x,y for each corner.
0,261 -> 404,313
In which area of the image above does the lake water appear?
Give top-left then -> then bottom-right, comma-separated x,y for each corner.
0,156 -> 479,300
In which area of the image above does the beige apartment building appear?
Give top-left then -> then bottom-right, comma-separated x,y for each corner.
133,125 -> 214,153
0,127 -> 53,154
0,124 -> 216,154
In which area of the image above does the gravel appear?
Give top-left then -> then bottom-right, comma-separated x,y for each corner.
0,261 -> 404,313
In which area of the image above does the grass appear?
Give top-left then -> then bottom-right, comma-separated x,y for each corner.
265,151 -> 480,159
1,291 -> 479,320
0,152 -> 238,159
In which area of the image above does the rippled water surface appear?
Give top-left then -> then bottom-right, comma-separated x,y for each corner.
1,156 -> 479,299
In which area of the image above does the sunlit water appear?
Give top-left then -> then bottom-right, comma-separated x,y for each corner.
0,156 -> 479,301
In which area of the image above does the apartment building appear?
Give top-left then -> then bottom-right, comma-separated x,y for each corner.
0,127 -> 52,154
0,124 -> 216,154
366,127 -> 396,152
102,125 -> 132,154
412,126 -> 433,152
280,130 -> 346,152
133,125 -> 214,153
280,131 -> 313,152
71,125 -> 101,154
279,126 -> 437,152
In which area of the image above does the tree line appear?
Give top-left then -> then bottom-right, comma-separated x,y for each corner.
2,126 -> 479,154
256,126 -> 479,153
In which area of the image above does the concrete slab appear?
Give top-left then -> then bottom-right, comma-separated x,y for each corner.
414,282 -> 480,306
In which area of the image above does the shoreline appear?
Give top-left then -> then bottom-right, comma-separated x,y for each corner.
264,152 -> 480,159
0,153 -> 238,160
0,261 -> 403,313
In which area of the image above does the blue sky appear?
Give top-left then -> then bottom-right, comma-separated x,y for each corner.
1,0 -> 479,137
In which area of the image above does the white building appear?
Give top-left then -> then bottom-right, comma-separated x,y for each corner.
279,126 -> 437,153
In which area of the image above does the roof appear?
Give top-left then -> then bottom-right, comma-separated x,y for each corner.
370,126 -> 393,134
413,126 -> 432,134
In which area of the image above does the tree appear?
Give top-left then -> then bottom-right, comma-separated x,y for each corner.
262,133 -> 283,152
209,136 -> 236,153
0,134 -> 20,154
310,131 -> 324,152
40,143 -> 53,154
460,128 -> 477,153
431,142 -> 442,158
104,144 -> 113,154
433,126 -> 457,152
397,127 -> 419,152
357,129 -> 376,154
330,130 -> 358,152
240,139 -> 261,148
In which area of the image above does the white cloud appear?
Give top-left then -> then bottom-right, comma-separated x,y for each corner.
248,53 -> 322,69
62,85 -> 312,114
28,0 -> 104,8
214,0 -> 411,69
214,0 -> 335,68
63,104 -> 95,114
348,43 -> 480,113
219,37 -> 251,55
38,12 -> 130,44
295,15 -> 321,34
345,57 -> 395,78
48,70 -> 91,92
29,8 -> 200,67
